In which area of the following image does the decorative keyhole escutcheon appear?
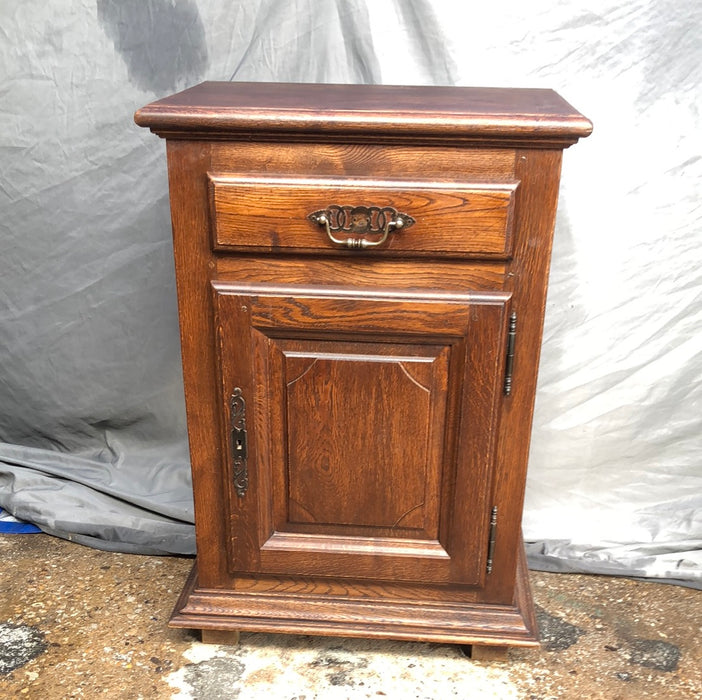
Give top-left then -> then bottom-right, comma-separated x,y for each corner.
230,388 -> 248,497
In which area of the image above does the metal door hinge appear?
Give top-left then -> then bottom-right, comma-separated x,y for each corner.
230,388 -> 248,498
504,312 -> 517,395
486,506 -> 498,574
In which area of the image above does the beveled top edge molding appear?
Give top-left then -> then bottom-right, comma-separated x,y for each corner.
135,81 -> 593,147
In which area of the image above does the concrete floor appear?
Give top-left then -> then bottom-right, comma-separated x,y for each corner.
1,534 -> 700,699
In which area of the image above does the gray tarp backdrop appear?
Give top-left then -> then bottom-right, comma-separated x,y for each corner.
1,1 -> 700,583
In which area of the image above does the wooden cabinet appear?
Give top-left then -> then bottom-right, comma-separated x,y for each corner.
136,82 -> 591,653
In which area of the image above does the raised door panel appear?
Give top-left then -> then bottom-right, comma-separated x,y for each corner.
213,283 -> 511,587
282,341 -> 447,536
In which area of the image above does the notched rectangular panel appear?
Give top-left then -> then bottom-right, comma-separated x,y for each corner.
281,343 -> 448,537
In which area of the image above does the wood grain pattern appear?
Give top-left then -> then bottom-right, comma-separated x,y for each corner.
170,544 -> 539,647
214,256 -> 507,293
137,81 -> 590,651
209,174 -> 517,257
284,349 -> 439,531
212,285 -> 510,586
135,81 -> 592,147
481,149 -> 567,606
229,572 -> 481,603
163,140 -> 232,588
212,142 -> 517,181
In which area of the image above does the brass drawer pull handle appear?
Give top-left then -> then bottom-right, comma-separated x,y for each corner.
309,205 -> 415,249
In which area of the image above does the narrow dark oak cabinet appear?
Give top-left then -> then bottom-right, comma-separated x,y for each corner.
135,82 -> 591,655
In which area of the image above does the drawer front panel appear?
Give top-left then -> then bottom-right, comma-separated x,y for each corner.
209,175 -> 517,258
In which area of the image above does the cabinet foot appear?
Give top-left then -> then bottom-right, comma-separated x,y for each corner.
463,644 -> 509,662
200,629 -> 240,646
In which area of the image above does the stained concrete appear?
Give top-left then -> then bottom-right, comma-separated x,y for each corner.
1,534 -> 700,699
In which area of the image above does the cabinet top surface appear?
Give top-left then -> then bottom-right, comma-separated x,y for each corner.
135,81 -> 592,147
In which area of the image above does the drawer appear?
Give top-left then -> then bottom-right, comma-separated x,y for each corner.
208,174 -> 518,258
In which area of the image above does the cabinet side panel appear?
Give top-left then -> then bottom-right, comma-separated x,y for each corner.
484,149 -> 564,604
165,140 -> 227,586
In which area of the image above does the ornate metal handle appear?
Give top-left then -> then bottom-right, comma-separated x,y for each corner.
308,205 -> 415,250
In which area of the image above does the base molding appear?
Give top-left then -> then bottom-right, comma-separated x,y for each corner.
170,544 -> 539,649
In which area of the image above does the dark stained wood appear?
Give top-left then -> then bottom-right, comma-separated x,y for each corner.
209,174 -> 517,257
230,573 -> 481,603
212,284 -> 510,586
214,256 -> 507,293
482,149 -> 567,606
212,142 -> 517,180
170,545 -> 539,647
135,82 -> 592,147
138,81 -> 590,653
163,140 -> 231,589
283,346 -> 442,532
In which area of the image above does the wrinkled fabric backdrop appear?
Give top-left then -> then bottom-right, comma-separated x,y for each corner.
1,0 -> 700,584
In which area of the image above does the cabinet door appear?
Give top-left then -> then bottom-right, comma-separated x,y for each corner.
213,283 -> 511,587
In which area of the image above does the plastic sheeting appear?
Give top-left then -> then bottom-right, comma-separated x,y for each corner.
1,1 -> 700,581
